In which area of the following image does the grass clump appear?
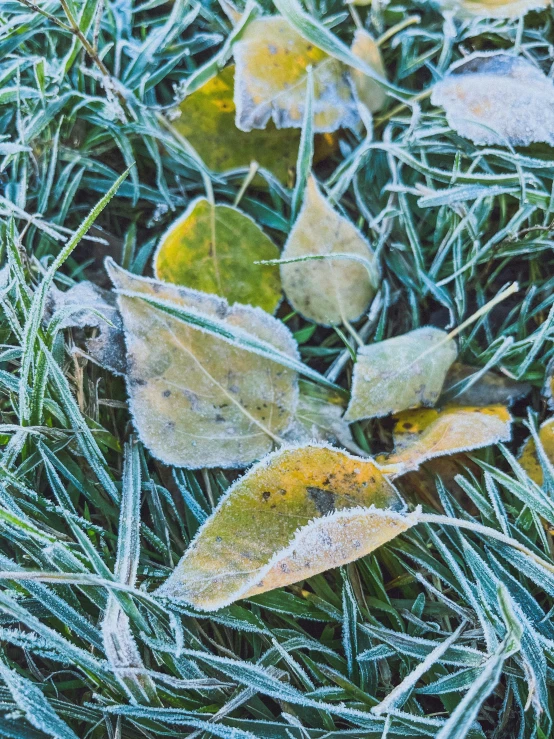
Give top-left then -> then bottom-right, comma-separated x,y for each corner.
1,0 -> 554,737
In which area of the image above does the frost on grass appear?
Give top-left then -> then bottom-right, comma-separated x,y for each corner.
518,418 -> 554,485
432,53 -> 554,147
46,281 -> 126,375
441,362 -> 530,407
345,327 -> 457,422
158,443 -> 406,610
153,197 -> 282,314
436,0 -> 550,18
106,260 -> 299,469
234,16 -> 360,132
280,176 -> 379,326
386,405 -> 513,472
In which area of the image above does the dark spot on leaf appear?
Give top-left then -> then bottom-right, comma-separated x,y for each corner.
163,390 -> 171,397
307,487 -> 336,516
402,422 -> 413,430
262,491 -> 271,501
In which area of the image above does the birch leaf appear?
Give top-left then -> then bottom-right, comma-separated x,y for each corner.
106,260 -> 299,469
436,0 -> 550,18
157,444 -> 410,610
345,327 -> 457,422
518,419 -> 554,485
172,65 -> 336,182
386,406 -> 513,472
432,53 -> 554,146
441,362 -> 530,407
280,176 -> 379,326
153,198 -> 282,313
234,16 -> 360,132
350,29 -> 387,114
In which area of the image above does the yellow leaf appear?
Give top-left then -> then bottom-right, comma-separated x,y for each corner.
280,176 -> 379,326
386,405 -> 513,472
172,65 -> 336,182
350,29 -> 387,113
158,444 -> 410,610
437,0 -> 550,18
234,16 -> 360,132
345,327 -> 457,421
518,418 -> 554,485
432,52 -> 554,146
153,198 -> 282,314
106,260 -> 299,469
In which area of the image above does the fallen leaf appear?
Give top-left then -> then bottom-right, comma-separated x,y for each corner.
280,176 -> 379,326
385,405 -> 513,472
106,260 -> 299,469
153,197 -> 282,313
436,0 -> 550,18
441,362 -> 530,407
172,65 -> 336,182
46,281 -> 126,376
518,419 -> 554,485
350,29 -> 387,114
432,52 -> 554,147
157,443 -> 410,610
234,16 -> 360,132
345,327 -> 457,422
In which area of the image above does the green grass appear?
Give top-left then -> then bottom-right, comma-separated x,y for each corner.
1,0 -> 554,737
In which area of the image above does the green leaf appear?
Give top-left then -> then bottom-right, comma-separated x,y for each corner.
153,197 -> 282,313
280,176 -> 379,326
345,327 -> 457,421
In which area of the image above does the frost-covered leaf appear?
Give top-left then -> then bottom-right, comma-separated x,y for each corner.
46,282 -> 126,375
436,0 -> 549,18
172,65 -> 336,182
518,418 -> 554,485
345,327 -> 457,422
542,357 -> 554,411
280,176 -> 379,326
234,16 -> 361,132
106,260 -> 299,469
350,29 -> 387,114
441,362 -> 530,407
153,197 -> 282,313
432,53 -> 554,146
158,444 -> 409,610
386,405 -> 513,472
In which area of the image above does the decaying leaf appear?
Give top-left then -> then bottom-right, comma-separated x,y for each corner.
234,16 -> 359,132
280,176 -> 379,326
345,327 -> 457,422
172,65 -> 336,182
46,281 -> 126,375
157,443 -> 411,610
441,362 -> 530,407
153,197 -> 282,313
436,0 -> 550,19
432,53 -> 554,147
106,260 -> 299,469
385,405 -> 513,472
350,29 -> 387,114
518,419 -> 554,485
